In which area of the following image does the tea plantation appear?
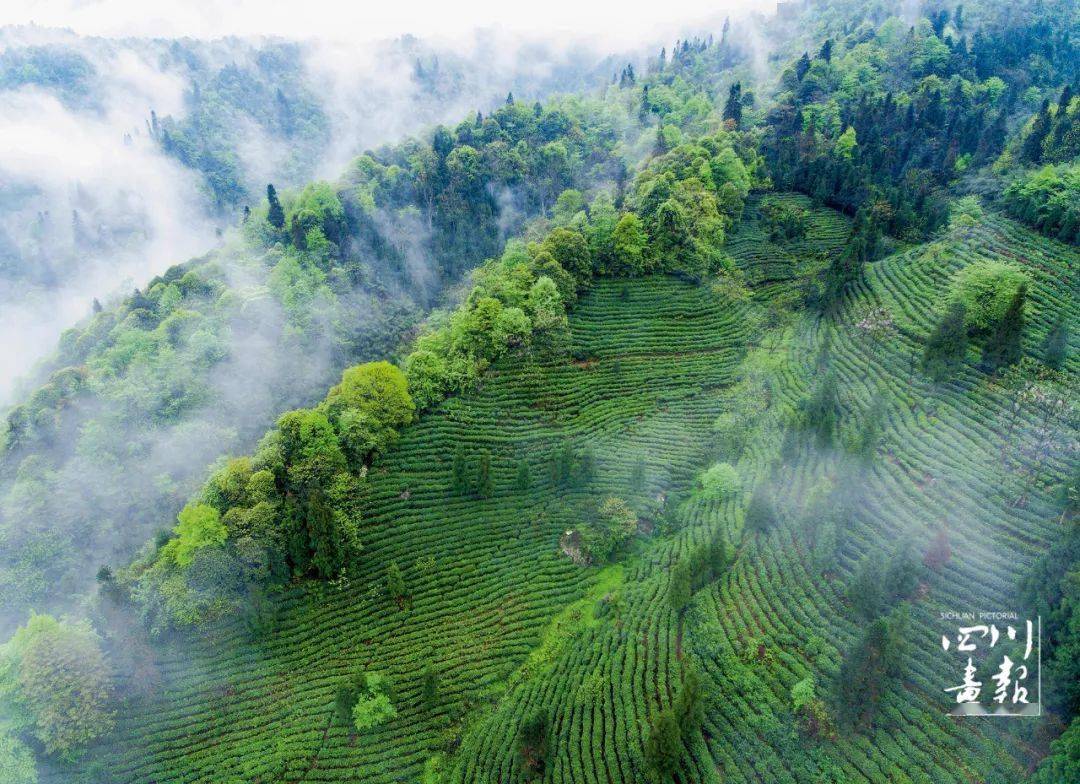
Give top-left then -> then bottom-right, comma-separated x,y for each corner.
64,199 -> 1077,784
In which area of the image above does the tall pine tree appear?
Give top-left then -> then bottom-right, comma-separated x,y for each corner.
266,183 -> 285,229
723,82 -> 743,126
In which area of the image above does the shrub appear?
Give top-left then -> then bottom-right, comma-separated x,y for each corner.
759,197 -> 809,241
947,260 -> 1029,333
791,676 -> 836,739
351,672 -> 396,731
700,462 -> 741,501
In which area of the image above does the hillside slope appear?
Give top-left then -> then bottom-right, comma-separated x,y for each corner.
57,198 -> 1077,783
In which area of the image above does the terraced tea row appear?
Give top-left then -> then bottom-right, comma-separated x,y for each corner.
62,207 -> 1073,784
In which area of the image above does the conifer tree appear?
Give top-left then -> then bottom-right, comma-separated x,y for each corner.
266,183 -> 285,229
514,459 -> 530,493
420,662 -> 439,707
307,492 -> 347,579
847,552 -> 885,620
451,444 -> 468,494
796,52 -> 812,81
723,82 -> 743,126
803,371 -> 839,447
386,561 -> 406,605
629,456 -> 646,491
1021,100 -> 1052,163
836,608 -> 908,727
674,666 -> 704,728
475,451 -> 493,498
857,394 -> 885,462
707,530 -> 729,576
669,560 -> 692,612
645,708 -> 682,779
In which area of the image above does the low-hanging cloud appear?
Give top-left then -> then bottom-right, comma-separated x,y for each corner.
0,77 -> 216,401
5,0 -> 775,49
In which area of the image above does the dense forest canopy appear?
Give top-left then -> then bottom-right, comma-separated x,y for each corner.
0,1 -> 1077,782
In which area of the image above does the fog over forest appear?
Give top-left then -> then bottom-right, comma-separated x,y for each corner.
3,1 -> 1075,783
1,7 -> 774,401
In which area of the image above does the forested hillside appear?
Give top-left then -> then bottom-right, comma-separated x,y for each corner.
0,25 -> 619,400
0,10 -> 774,633
0,1 -> 1077,783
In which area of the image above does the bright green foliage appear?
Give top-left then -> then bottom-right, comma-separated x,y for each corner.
833,126 -> 857,160
758,197 -> 808,242
277,409 -> 348,494
607,213 -> 649,276
165,504 -> 226,567
1003,164 -> 1080,244
322,361 -> 415,465
947,260 -> 1029,333
133,361 -> 413,621
579,497 -> 637,563
552,189 -> 585,226
289,181 -> 347,250
386,561 -> 407,603
0,615 -> 113,758
527,276 -> 571,358
790,676 -> 835,739
350,672 -> 396,732
631,136 -> 749,281
699,462 -> 740,501
541,229 -> 592,290
0,82 -> 639,627
60,201 -> 1078,782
